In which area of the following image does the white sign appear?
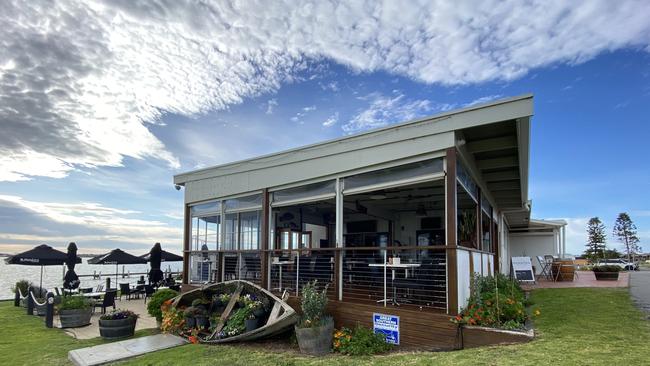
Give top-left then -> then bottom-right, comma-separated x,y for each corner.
511,256 -> 535,282
373,313 -> 399,345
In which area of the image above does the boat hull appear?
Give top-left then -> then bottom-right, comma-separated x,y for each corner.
172,280 -> 298,344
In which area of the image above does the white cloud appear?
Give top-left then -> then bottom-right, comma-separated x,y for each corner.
265,99 -> 278,115
322,112 -> 339,127
343,92 -> 433,133
2,0 -> 649,180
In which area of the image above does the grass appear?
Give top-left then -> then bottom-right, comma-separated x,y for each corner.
1,288 -> 649,365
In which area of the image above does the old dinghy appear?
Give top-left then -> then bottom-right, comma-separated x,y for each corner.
171,280 -> 298,344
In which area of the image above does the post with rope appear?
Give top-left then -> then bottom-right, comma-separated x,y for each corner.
27,286 -> 34,315
45,292 -> 55,328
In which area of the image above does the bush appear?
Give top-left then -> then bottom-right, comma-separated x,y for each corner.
11,280 -> 30,296
58,295 -> 91,310
333,326 -> 392,356
147,289 -> 179,321
593,265 -> 621,273
454,273 -> 534,329
298,280 -> 329,328
100,309 -> 138,321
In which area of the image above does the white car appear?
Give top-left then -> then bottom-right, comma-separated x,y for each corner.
595,258 -> 638,271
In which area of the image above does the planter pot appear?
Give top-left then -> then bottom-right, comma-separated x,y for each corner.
185,316 -> 196,329
253,308 -> 265,318
35,303 -> 47,316
210,319 -> 219,330
99,317 -> 137,339
196,315 -> 209,329
245,318 -> 259,332
59,308 -> 92,328
295,318 -> 334,356
594,271 -> 619,280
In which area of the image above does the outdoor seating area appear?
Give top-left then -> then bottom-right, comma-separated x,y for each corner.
536,255 -> 579,282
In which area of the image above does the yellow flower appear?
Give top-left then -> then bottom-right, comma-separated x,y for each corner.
534,309 -> 541,316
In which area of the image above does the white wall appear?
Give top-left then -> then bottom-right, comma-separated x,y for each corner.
456,249 -> 471,313
508,233 -> 556,274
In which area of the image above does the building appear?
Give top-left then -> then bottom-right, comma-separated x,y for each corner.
173,94 -> 551,347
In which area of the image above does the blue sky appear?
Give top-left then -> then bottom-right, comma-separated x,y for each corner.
0,1 -> 649,256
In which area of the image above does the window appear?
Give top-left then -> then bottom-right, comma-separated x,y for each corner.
344,158 -> 443,192
240,211 -> 261,250
224,213 -> 238,250
225,193 -> 262,212
272,180 -> 335,205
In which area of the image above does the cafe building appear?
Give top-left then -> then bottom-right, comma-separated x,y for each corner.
173,94 -> 537,348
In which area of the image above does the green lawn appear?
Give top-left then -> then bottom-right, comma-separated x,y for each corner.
1,288 -> 649,365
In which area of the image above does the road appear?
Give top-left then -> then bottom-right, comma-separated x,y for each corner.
630,270 -> 650,318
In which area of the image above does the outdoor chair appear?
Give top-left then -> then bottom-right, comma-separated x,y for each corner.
95,284 -> 104,293
119,283 -> 135,301
143,285 -> 155,304
93,290 -> 116,314
537,256 -> 553,281
54,287 -> 61,296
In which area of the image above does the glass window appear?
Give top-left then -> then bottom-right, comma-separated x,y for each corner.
225,193 -> 262,212
272,180 -> 335,204
192,215 -> 221,251
344,158 -> 443,191
456,160 -> 478,202
224,213 -> 238,250
239,211 -> 261,250
190,201 -> 221,216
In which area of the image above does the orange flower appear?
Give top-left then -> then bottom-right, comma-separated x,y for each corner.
188,336 -> 198,344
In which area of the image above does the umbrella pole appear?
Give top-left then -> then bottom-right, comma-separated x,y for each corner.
116,263 -> 118,290
40,265 -> 43,293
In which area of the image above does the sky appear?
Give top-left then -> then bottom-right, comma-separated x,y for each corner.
0,0 -> 649,256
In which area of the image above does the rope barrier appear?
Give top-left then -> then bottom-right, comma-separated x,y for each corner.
30,290 -> 46,307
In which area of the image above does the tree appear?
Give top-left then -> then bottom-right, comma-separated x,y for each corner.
613,213 -> 640,262
603,248 -> 621,259
584,217 -> 606,260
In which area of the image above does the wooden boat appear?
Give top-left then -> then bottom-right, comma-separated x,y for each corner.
171,280 -> 298,344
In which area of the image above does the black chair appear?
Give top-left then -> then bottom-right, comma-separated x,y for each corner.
119,283 -> 134,300
143,285 -> 155,304
93,290 -> 116,314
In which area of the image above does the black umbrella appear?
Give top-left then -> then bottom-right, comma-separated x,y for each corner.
140,246 -> 183,262
147,243 -> 164,285
5,244 -> 79,291
88,248 -> 147,288
63,242 -> 81,290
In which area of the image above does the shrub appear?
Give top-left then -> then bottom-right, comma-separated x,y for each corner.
11,280 -> 30,295
147,289 -> 179,322
58,295 -> 91,310
221,306 -> 252,337
299,280 -> 329,328
593,265 -> 621,273
100,309 -> 138,321
333,326 -> 392,356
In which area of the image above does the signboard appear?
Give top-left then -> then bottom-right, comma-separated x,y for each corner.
511,256 -> 535,282
373,313 -> 399,345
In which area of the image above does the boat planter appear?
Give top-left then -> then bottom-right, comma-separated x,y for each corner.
185,316 -> 197,329
245,318 -> 259,332
295,318 -> 334,356
99,317 -> 137,339
594,272 -> 619,280
59,308 -> 92,328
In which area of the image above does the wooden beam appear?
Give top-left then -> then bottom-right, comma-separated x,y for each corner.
466,136 -> 517,154
260,189 -> 270,290
445,148 -> 458,315
212,284 -> 243,336
476,156 -> 518,170
487,181 -> 520,191
482,170 -> 519,182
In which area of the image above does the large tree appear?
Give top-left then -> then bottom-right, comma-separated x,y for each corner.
613,213 -> 640,262
584,217 -> 607,260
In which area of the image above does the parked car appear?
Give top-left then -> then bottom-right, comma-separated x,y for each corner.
594,258 -> 638,271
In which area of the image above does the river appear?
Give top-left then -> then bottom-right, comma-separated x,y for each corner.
0,256 -> 183,300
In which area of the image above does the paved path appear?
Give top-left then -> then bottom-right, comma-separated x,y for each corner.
69,334 -> 187,366
630,271 -> 650,318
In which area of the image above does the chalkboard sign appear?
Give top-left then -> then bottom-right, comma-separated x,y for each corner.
511,257 -> 535,282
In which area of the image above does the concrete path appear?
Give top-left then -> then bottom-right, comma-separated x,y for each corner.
56,298 -> 157,339
68,334 -> 187,366
630,270 -> 650,318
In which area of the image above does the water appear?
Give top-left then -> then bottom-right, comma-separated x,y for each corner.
0,257 -> 183,300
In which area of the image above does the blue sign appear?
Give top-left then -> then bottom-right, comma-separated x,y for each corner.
373,313 -> 399,345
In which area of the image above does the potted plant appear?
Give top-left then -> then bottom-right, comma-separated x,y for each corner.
221,306 -> 251,338
195,306 -> 209,329
184,306 -> 198,329
295,280 -> 333,356
12,280 -> 30,307
99,309 -> 138,339
58,295 -> 93,328
147,288 -> 179,327
245,312 -> 259,332
459,210 -> 477,246
209,313 -> 221,330
593,265 -> 621,280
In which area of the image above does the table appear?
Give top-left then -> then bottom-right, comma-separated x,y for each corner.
81,292 -> 105,299
368,263 -> 421,306
271,260 -> 293,292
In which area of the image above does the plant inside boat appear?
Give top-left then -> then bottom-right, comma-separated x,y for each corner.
184,306 -> 207,329
161,304 -> 185,334
147,288 -> 178,323
221,306 -> 253,337
295,280 -> 334,355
